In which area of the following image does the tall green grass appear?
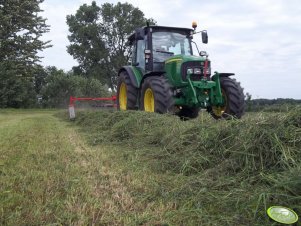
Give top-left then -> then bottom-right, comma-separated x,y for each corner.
70,107 -> 301,225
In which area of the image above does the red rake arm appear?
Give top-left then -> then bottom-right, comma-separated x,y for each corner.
68,96 -> 117,120
69,96 -> 116,106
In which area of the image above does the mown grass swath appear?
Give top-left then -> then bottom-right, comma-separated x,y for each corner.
71,107 -> 301,225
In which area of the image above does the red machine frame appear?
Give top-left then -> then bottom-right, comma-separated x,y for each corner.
69,96 -> 117,106
68,95 -> 117,119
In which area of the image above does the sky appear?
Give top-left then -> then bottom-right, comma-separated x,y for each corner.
39,0 -> 301,99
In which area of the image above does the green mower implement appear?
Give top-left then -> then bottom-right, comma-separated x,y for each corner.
117,22 -> 245,119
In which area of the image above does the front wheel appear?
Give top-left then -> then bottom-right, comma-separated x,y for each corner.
209,77 -> 245,119
140,76 -> 174,113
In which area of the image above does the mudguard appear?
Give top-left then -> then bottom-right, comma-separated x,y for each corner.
118,66 -> 142,88
218,73 -> 235,77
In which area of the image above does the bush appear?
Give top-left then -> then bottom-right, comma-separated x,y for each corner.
0,62 -> 37,108
41,67 -> 110,108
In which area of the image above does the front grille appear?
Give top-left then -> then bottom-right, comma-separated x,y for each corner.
181,61 -> 211,81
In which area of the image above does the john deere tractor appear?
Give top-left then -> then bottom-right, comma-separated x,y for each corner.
117,22 -> 245,119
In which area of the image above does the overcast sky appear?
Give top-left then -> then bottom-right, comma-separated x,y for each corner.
40,0 -> 301,99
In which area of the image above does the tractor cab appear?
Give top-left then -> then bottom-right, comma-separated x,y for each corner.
128,25 -> 207,74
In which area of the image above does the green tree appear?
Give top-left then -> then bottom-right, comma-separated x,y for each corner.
33,65 -> 48,95
0,0 -> 51,108
66,1 -> 155,90
245,92 -> 252,111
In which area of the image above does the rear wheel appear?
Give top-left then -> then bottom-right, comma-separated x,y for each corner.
209,77 -> 245,119
177,106 -> 200,120
140,76 -> 174,113
117,71 -> 137,110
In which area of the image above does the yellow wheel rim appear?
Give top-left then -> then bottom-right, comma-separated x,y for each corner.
212,90 -> 227,116
212,106 -> 226,117
144,88 -> 155,112
119,82 -> 127,110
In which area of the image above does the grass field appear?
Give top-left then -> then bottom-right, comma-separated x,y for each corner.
0,109 -> 300,225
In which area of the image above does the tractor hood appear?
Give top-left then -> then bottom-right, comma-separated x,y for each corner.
164,55 -> 208,65
164,54 -> 211,86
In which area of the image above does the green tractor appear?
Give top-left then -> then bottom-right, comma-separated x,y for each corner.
117,22 -> 245,119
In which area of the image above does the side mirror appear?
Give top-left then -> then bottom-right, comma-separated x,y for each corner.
202,30 -> 208,44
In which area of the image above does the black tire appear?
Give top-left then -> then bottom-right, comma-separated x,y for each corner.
140,76 -> 174,113
209,77 -> 245,119
116,71 -> 138,110
177,106 -> 200,120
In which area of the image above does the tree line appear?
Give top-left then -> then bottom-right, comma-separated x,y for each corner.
0,0 -> 153,108
245,97 -> 301,112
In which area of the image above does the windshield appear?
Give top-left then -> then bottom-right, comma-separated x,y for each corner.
152,31 -> 192,62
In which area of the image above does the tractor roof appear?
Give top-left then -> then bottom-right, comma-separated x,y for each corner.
127,25 -> 193,43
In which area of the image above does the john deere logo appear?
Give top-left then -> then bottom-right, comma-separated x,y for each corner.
267,206 -> 299,224
165,58 -> 182,64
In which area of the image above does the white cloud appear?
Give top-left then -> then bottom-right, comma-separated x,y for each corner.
39,0 -> 301,98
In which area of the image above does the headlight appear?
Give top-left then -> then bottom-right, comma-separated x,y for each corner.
187,68 -> 193,75
194,68 -> 201,74
187,67 -> 210,75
